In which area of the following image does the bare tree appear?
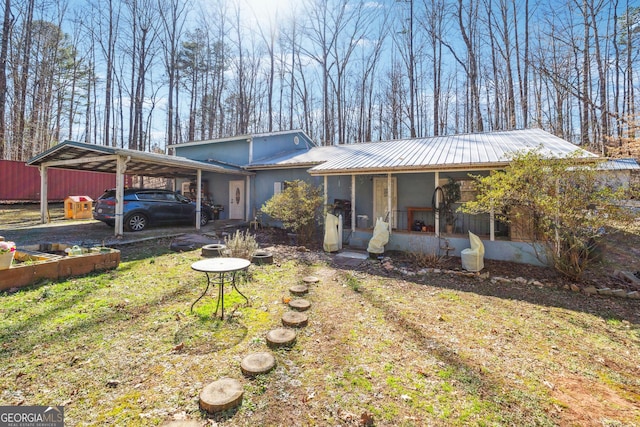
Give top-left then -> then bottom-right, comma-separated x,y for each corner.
13,0 -> 35,159
0,0 -> 12,158
513,0 -> 530,129
440,0 -> 484,132
300,0 -> 341,145
421,0 -> 448,136
158,0 -> 189,150
396,0 -> 417,138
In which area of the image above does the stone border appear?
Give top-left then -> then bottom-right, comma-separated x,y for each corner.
377,258 -> 640,300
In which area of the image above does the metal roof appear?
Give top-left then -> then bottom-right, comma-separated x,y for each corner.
27,140 -> 251,178
308,129 -> 598,175
597,158 -> 640,170
246,145 -> 360,170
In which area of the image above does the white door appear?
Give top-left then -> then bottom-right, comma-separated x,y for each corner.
373,177 -> 397,229
228,180 -> 245,220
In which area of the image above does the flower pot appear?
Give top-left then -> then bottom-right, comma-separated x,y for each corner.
0,251 -> 15,270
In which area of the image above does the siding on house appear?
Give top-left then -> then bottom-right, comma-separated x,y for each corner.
172,130 -> 319,219
170,129 -> 315,166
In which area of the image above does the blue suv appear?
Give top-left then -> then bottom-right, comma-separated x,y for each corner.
93,188 -> 213,231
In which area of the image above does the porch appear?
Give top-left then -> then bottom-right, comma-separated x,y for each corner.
322,172 -> 545,266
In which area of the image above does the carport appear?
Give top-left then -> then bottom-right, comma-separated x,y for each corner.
27,140 -> 252,236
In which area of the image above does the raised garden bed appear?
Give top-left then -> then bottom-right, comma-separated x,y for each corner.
0,244 -> 120,291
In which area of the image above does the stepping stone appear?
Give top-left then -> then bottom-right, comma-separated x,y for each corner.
266,328 -> 297,349
288,298 -> 311,311
289,284 -> 308,296
199,377 -> 243,414
282,311 -> 308,328
302,275 -> 319,284
240,352 -> 276,377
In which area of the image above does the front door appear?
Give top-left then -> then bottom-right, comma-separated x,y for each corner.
228,180 -> 245,220
373,177 -> 397,229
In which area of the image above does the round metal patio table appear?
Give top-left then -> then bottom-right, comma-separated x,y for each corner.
190,257 -> 251,319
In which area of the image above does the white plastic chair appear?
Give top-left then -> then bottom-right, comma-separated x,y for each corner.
461,231 -> 484,272
249,209 -> 263,230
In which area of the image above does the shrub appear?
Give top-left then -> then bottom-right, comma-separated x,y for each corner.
407,237 -> 447,268
261,180 -> 324,244
224,230 -> 259,260
461,150 -> 637,280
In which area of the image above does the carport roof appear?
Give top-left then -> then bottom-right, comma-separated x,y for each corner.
27,140 -> 251,178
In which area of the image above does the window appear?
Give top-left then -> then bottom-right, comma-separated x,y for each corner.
458,179 -> 478,202
274,182 -> 284,195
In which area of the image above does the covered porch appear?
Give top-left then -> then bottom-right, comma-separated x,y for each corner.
306,129 -> 598,265
317,170 -> 544,265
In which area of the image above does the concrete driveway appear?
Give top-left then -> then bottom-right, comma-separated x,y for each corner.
0,218 -> 244,248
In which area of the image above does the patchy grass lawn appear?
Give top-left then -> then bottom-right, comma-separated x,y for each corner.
0,241 -> 639,426
0,202 -> 66,226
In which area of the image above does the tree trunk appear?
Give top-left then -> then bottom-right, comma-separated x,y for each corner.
0,0 -> 11,158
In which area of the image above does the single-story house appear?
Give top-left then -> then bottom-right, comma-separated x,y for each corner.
169,128 -> 639,266
28,128 -> 638,265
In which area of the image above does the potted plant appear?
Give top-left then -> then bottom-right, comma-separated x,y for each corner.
0,240 -> 16,270
440,178 -> 461,234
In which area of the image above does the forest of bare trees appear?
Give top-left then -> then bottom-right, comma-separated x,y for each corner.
0,0 -> 638,161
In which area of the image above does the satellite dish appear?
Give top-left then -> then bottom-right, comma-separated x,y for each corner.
294,136 -> 299,145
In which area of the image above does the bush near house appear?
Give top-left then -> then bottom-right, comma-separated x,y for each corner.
261,180 -> 324,244
461,150 -> 638,281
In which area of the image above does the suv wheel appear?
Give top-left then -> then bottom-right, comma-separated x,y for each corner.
199,212 -> 210,226
125,213 -> 148,232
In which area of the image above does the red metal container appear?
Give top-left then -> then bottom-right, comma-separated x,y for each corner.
0,160 -> 130,202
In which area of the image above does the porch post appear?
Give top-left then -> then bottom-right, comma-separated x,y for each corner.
245,175 -> 251,222
490,205 -> 495,241
387,173 -> 392,233
195,169 -> 202,230
434,171 -> 440,236
324,175 -> 328,212
39,165 -> 48,223
351,174 -> 356,232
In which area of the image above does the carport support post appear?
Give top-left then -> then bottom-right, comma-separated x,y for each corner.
195,169 -> 202,230
115,156 -> 129,236
39,165 -> 48,223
